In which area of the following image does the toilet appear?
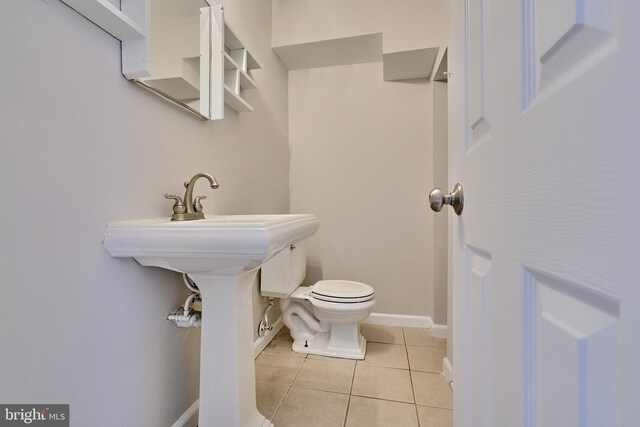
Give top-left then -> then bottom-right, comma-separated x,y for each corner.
261,241 -> 375,359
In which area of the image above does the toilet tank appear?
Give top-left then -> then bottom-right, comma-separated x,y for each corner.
261,240 -> 307,298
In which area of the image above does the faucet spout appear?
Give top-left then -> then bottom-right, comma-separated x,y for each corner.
183,173 -> 219,218
166,173 -> 219,221
187,172 -> 220,190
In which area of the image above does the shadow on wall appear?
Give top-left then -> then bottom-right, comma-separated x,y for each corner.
303,256 -> 324,286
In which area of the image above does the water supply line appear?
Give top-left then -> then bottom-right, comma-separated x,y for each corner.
167,274 -> 202,328
258,297 -> 275,337
167,308 -> 202,327
182,292 -> 200,316
183,274 -> 199,293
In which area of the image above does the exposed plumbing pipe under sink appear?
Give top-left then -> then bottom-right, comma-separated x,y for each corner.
167,274 -> 202,328
258,297 -> 275,337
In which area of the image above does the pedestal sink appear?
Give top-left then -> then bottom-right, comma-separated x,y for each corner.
102,214 -> 319,427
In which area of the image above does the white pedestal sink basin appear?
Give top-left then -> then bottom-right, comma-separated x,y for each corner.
103,214 -> 319,427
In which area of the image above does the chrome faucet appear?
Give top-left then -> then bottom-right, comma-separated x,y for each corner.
165,173 -> 219,221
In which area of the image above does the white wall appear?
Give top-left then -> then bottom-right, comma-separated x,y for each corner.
147,5 -> 200,78
283,0 -> 450,319
289,62 -> 434,316
272,0 -> 448,54
0,0 -> 287,425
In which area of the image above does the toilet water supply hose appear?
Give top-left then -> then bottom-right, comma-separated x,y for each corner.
258,297 -> 275,337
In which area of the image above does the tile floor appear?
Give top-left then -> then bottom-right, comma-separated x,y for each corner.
255,324 -> 452,427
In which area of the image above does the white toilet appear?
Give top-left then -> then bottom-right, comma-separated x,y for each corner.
261,241 -> 375,359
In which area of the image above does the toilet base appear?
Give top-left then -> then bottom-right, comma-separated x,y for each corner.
291,331 -> 368,360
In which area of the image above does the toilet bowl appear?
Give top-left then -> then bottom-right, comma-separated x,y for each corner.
261,242 -> 375,359
281,280 -> 375,359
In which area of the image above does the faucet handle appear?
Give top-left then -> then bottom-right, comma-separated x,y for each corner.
164,193 -> 186,214
194,196 -> 207,213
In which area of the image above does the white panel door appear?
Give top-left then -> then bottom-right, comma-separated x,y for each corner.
448,0 -> 640,426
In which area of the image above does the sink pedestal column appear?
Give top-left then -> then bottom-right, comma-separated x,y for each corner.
190,270 -> 273,427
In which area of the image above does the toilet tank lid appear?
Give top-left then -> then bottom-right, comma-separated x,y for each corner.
311,280 -> 374,299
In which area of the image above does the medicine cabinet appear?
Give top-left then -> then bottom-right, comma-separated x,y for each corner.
60,0 -> 259,120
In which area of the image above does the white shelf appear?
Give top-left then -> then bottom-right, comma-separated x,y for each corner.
211,6 -> 260,117
238,70 -> 257,90
382,47 -> 439,81
223,52 -> 257,89
138,54 -> 202,103
224,24 -> 259,70
224,85 -> 253,112
141,77 -> 199,102
61,0 -> 145,40
433,48 -> 448,82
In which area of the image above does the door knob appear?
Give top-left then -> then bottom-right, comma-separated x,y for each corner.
429,183 -> 464,215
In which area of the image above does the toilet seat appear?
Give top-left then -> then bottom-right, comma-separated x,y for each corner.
310,280 -> 375,303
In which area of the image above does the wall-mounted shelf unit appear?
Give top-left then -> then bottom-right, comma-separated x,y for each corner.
59,1 -> 260,121
60,0 -> 150,79
211,6 -> 260,119
135,4 -> 211,117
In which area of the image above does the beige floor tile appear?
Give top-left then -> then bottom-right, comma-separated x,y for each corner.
407,345 -> 446,373
293,358 -> 356,394
360,342 -> 409,369
306,353 -> 350,361
403,327 -> 447,349
345,396 -> 419,427
361,324 -> 405,344
255,381 -> 289,419
274,332 -> 293,342
272,387 -> 349,427
416,405 -> 453,427
351,364 -> 414,403
411,371 -> 452,409
279,325 -> 290,334
255,353 -> 304,385
261,337 -> 306,358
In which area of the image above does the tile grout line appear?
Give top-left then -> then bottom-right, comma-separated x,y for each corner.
341,349 -> 360,427
349,357 -> 357,396
342,395 -> 352,427
270,383 -> 292,422
405,327 -> 422,427
266,351 -> 308,422
416,402 -> 456,411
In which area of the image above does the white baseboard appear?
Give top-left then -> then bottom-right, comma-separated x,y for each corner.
442,356 -> 454,385
363,312 -> 431,328
253,317 -> 284,359
430,323 -> 448,338
171,400 -> 199,427
363,312 -> 448,336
